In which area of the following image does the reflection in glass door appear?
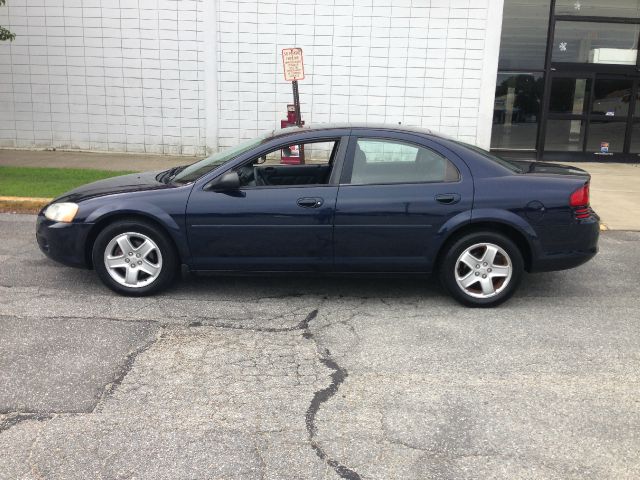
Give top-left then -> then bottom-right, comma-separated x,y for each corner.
544,75 -> 591,152
587,77 -> 633,155
543,73 -> 638,158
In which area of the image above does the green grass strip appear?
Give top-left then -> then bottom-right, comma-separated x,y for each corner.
0,166 -> 136,198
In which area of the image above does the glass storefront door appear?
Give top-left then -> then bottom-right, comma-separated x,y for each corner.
540,13 -> 640,161
544,72 -> 638,158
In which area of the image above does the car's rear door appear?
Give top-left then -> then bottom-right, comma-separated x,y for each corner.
333,131 -> 473,272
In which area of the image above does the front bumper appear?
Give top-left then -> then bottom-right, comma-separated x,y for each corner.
36,215 -> 93,268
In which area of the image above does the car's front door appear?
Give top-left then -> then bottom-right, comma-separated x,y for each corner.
186,138 -> 344,271
333,133 -> 473,272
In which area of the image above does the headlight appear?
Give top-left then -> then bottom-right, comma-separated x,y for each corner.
43,202 -> 79,223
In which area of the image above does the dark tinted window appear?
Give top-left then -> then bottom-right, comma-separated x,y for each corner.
498,0 -> 552,70
591,78 -> 633,117
492,73 -> 544,149
457,141 -> 524,173
549,77 -> 591,115
544,119 -> 586,151
586,123 -> 626,153
555,0 -> 640,17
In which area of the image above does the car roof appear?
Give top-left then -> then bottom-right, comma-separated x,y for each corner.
267,123 -> 453,141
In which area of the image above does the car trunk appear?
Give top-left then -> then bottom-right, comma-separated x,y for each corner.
511,161 -> 591,179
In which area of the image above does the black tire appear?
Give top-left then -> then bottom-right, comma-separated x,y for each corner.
92,219 -> 178,296
439,231 -> 524,308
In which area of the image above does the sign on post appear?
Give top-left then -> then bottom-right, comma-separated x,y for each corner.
282,48 -> 305,81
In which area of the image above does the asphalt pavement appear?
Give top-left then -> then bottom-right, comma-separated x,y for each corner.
1,213 -> 639,479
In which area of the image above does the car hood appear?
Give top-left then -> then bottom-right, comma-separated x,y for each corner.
53,170 -> 172,203
512,161 -> 590,178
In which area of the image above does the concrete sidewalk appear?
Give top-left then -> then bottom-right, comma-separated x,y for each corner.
559,162 -> 640,231
0,149 -> 198,172
1,149 -> 638,230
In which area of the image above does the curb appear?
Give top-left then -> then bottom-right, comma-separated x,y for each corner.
0,196 -> 51,214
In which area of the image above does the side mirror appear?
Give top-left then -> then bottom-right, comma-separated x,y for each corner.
206,171 -> 240,191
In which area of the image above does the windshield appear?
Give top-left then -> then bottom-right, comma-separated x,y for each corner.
457,141 -> 524,173
171,131 -> 272,184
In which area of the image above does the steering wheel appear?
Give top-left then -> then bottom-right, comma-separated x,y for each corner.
254,166 -> 265,186
237,165 -> 254,186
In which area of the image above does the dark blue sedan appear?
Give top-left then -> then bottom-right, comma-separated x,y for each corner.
36,124 -> 599,307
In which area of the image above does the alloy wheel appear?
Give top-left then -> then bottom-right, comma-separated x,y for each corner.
103,232 -> 163,288
454,242 -> 512,298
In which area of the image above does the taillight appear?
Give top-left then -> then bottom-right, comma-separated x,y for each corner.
569,183 -> 589,207
570,183 -> 591,219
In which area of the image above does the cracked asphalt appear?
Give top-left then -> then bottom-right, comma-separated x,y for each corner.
1,213 -> 639,479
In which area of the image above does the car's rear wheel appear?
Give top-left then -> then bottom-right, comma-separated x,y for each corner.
439,231 -> 523,307
92,220 -> 178,296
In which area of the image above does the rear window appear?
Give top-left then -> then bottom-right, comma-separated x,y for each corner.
457,141 -> 524,173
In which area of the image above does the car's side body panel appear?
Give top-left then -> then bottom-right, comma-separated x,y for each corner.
332,129 -> 475,272
186,185 -> 338,271
470,174 -> 599,272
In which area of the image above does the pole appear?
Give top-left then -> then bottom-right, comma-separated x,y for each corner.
292,80 -> 302,127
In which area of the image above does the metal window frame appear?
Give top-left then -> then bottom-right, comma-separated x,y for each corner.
535,1 -> 640,160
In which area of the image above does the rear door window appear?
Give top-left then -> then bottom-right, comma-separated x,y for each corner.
346,138 -> 460,185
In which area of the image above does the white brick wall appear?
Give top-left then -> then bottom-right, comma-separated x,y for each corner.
0,0 -> 206,155
0,0 -> 502,155
215,0 -> 502,150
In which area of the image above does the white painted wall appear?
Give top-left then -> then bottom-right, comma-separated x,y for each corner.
0,0 -> 502,155
0,0 -> 207,155
215,0 -> 502,150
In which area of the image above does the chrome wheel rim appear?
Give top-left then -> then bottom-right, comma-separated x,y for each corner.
454,243 -> 512,299
104,232 -> 163,288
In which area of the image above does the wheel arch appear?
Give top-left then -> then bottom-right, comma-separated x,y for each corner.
434,219 -> 535,272
84,212 -> 184,269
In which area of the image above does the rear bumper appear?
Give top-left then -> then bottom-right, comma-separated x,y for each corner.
529,217 -> 600,273
36,215 -> 93,268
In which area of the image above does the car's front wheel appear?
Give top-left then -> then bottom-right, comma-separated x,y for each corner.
439,231 -> 524,307
92,220 -> 178,296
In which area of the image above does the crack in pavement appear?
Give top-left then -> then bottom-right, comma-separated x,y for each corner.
302,311 -> 362,480
2,307 -> 361,479
305,351 -> 361,480
188,307 -> 319,333
192,307 -> 362,479
93,329 -> 163,412
0,412 -> 52,434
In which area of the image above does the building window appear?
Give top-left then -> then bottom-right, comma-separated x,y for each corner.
549,77 -> 591,115
552,21 -> 640,65
544,119 -> 586,151
555,0 -> 640,18
492,73 -> 544,150
498,0 -> 552,70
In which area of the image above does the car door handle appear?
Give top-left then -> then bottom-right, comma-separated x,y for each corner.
297,197 -> 324,208
435,193 -> 461,205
